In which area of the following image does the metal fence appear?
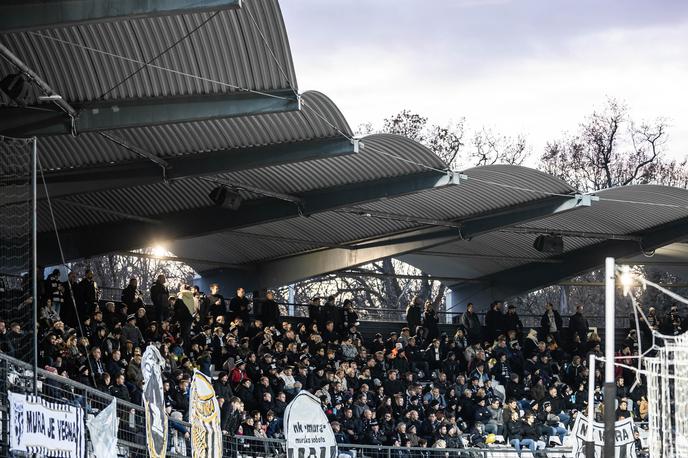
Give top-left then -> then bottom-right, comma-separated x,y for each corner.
0,352 -> 572,458
97,284 -> 628,329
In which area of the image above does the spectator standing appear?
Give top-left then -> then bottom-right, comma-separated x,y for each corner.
78,270 -> 99,322
229,287 -> 251,323
174,286 -> 196,351
422,301 -> 439,341
208,283 -> 226,319
45,269 -> 64,316
460,303 -> 482,344
308,296 -> 321,325
60,271 -> 80,330
260,290 -> 280,328
504,304 -> 523,336
150,275 -> 169,323
485,301 -> 504,341
406,296 -> 423,335
342,300 -> 359,332
121,277 -> 144,312
569,305 -> 589,343
540,303 -> 563,341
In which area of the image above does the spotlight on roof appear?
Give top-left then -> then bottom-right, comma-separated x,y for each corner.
533,234 -> 563,254
209,186 -> 242,210
0,73 -> 31,106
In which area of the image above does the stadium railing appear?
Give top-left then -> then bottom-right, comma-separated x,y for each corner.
97,285 -> 627,329
0,352 -> 573,458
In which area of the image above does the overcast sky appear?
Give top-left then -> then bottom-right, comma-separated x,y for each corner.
282,0 -> 688,163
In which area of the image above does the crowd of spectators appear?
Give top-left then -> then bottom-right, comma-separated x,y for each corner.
1,268 -> 676,456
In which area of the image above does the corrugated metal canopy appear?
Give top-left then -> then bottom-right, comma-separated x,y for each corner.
167,165 -> 582,266
400,183 -> 688,287
3,0 -> 686,298
35,133 -> 444,232
0,0 -> 296,104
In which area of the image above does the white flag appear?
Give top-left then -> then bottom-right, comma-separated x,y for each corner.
87,398 -> 118,458
142,345 -> 168,458
284,391 -> 338,458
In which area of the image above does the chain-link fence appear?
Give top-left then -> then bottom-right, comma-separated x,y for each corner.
0,135 -> 35,366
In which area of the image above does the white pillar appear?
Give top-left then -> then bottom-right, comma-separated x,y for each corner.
586,353 -> 596,457
288,283 -> 295,316
603,257 -> 616,457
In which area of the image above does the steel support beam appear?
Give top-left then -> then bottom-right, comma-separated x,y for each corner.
35,170 -> 461,264
346,194 -> 591,251
255,194 -> 592,287
1,90 -> 299,137
256,227 -> 461,288
0,0 -> 242,32
447,215 -> 688,309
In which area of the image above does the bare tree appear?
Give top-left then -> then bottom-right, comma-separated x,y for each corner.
467,127 -> 528,169
67,248 -> 197,300
539,98 -> 681,191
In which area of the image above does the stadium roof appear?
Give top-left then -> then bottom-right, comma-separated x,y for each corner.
1,0 -> 687,302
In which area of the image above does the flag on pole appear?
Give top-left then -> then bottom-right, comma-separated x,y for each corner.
87,398 -> 118,458
190,370 -> 222,458
142,345 -> 168,458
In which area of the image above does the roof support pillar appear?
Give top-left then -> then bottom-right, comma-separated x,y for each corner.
1,90 -> 300,137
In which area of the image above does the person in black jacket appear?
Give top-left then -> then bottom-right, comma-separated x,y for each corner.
260,290 -> 280,328
78,270 -> 99,322
45,269 -> 64,316
121,277 -> 144,311
150,275 -> 169,324
422,302 -> 439,341
60,271 -> 80,330
569,305 -> 589,344
485,301 -> 504,341
207,283 -> 226,320
406,297 -> 423,336
504,304 -> 524,336
540,303 -> 563,341
460,303 -> 482,345
109,373 -> 130,402
519,413 -> 545,455
173,288 -> 195,351
506,409 -> 522,443
229,287 -> 251,324
221,397 -> 243,435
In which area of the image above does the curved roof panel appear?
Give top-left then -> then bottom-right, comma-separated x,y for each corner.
38,133 -> 447,232
0,0 -> 296,104
519,185 -> 688,235
357,164 -> 576,221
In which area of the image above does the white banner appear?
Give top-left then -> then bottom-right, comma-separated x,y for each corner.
142,345 -> 168,458
571,415 -> 636,458
284,391 -> 337,458
9,391 -> 85,458
190,371 -> 222,458
87,398 -> 118,458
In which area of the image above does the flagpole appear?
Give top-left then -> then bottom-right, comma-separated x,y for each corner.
32,137 -> 38,397
603,257 -> 616,457
586,353 -> 596,458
